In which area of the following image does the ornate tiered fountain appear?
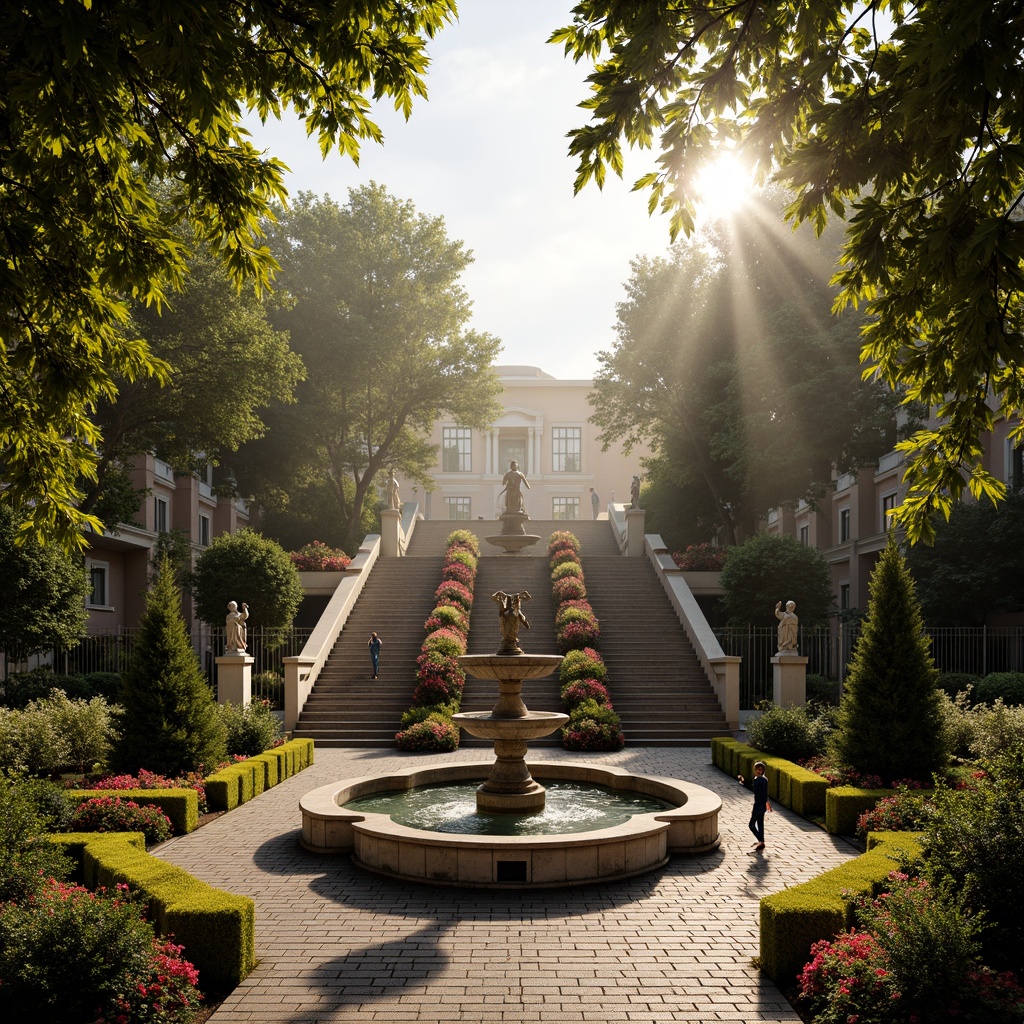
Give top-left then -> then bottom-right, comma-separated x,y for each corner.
299,589 -> 722,888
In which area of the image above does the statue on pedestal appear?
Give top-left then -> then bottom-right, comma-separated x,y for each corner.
499,460 -> 530,514
629,474 -> 641,510
385,469 -> 400,510
226,601 -> 249,653
775,600 -> 798,653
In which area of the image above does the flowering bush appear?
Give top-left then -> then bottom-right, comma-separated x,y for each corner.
556,618 -> 601,653
412,674 -> 463,707
562,700 -> 624,751
434,579 -> 473,612
445,529 -> 480,557
554,601 -> 597,628
671,543 -> 728,572
548,546 -> 581,570
289,540 -> 351,571
217,698 -> 282,757
550,561 -> 583,582
422,626 -> 467,658
71,796 -> 173,845
559,647 -> 607,684
552,575 -> 587,602
87,769 -> 209,815
0,879 -> 202,1023
856,787 -> 935,838
800,755 -> 884,789
424,604 -> 469,634
547,531 -> 579,557
561,679 -> 612,711
799,872 -> 1024,1024
440,560 -> 476,588
444,547 -> 478,572
395,714 -> 460,753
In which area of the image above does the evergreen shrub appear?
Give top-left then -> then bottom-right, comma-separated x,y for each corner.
975,672 -> 1024,706
937,671 -> 980,698
746,702 -> 830,763
562,699 -> 624,751
559,647 -> 606,684
550,561 -> 583,582
218,698 -> 282,757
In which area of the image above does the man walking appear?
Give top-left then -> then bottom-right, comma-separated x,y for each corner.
368,632 -> 382,679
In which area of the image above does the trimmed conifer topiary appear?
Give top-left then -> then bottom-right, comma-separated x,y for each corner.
114,557 -> 227,775
829,539 -> 946,785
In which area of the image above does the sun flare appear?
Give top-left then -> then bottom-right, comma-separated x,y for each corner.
694,154 -> 754,221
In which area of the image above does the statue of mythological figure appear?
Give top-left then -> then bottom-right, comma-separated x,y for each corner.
499,460 -> 530,514
492,590 -> 532,654
226,601 -> 249,652
775,600 -> 798,652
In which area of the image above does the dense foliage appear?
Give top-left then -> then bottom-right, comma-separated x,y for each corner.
554,0 -> 1024,542
1,0 -> 457,548
720,533 -> 834,629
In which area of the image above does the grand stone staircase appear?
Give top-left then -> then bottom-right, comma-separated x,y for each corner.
291,518 -> 728,747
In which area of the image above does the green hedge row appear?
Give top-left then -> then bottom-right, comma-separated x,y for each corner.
64,787 -> 199,835
759,832 -> 923,984
49,832 -> 256,987
710,737 -> 829,817
205,737 -> 314,811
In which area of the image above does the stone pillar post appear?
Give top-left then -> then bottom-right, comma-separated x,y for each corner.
484,430 -> 493,476
771,654 -> 808,707
380,508 -> 402,556
625,508 -> 646,557
217,653 -> 253,706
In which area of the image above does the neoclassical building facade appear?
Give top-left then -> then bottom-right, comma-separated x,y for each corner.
420,365 -> 646,521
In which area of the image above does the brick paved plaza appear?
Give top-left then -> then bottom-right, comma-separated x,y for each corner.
156,747 -> 857,1023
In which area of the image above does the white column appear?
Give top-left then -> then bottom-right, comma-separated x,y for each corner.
526,428 -> 536,475
534,426 -> 543,476
484,430 -> 492,476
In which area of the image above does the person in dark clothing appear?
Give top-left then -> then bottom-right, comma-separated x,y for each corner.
738,760 -> 771,850
368,632 -> 382,679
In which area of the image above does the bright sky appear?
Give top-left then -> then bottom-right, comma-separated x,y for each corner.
244,1 -> 676,380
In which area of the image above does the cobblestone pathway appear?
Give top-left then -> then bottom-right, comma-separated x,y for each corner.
155,747 -> 856,1023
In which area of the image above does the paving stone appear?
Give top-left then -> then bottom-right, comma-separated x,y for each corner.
155,746 -> 856,1023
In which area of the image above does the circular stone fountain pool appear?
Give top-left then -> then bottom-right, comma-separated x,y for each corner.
299,761 -> 721,888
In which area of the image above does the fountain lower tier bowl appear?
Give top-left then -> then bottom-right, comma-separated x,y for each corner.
299,761 -> 721,888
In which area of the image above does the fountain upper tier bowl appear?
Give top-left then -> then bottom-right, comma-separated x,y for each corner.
299,761 -> 721,888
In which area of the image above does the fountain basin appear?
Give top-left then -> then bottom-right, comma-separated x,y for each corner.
299,761 -> 721,888
453,710 -> 568,741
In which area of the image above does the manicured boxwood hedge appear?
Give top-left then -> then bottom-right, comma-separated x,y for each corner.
759,832 -> 923,984
48,832 -> 256,987
710,737 -> 829,817
205,737 -> 314,811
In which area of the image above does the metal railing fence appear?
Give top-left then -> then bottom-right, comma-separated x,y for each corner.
714,624 -> 1024,709
44,625 -> 313,708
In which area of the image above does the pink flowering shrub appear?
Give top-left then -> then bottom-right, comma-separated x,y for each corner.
444,547 -> 478,571
71,796 -> 173,845
434,579 -> 473,612
550,560 -> 583,582
556,618 -> 600,653
445,529 -> 480,557
289,540 -> 351,571
561,679 -> 612,711
799,872 -> 1024,1023
396,715 -> 460,753
856,787 -> 935,838
0,879 -> 202,1023
554,601 -> 597,628
440,559 -> 475,588
548,546 -> 581,570
547,531 -> 579,557
671,543 -> 728,572
87,769 -> 209,814
422,626 -> 467,658
559,647 -> 606,684
552,575 -> 587,602
801,755 -> 884,789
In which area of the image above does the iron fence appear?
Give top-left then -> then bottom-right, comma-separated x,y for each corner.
43,625 -> 313,708
714,624 -> 1024,708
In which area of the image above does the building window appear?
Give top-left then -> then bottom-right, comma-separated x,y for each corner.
798,524 -> 809,546
881,492 -> 897,531
551,427 -> 581,473
442,427 -> 472,472
840,583 -> 851,611
199,512 -> 211,547
87,561 -> 109,608
154,495 -> 169,534
552,497 -> 579,520
445,497 -> 471,520
1011,443 -> 1024,490
839,507 -> 851,543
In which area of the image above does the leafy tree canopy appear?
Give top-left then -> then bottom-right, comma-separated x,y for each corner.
590,194 -> 899,544
191,529 -> 303,632
0,506 -> 89,666
236,185 -> 502,550
554,0 -> 1024,541
720,532 -> 834,629
82,240 -> 305,521
905,490 -> 1024,626
0,0 -> 455,549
